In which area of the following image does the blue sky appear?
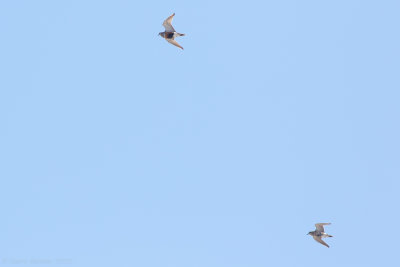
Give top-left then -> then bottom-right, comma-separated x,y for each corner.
1,0 -> 399,266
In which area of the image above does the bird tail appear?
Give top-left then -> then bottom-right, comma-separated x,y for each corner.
178,33 -> 185,36
327,235 -> 333,237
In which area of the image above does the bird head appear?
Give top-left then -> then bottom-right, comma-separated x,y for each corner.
158,32 -> 164,37
307,231 -> 312,235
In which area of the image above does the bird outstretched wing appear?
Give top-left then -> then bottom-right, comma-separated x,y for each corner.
315,223 -> 331,232
313,236 -> 330,248
167,39 -> 183,49
163,13 -> 176,32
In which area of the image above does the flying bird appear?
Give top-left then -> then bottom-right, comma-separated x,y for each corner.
159,13 -> 185,50
307,223 -> 333,248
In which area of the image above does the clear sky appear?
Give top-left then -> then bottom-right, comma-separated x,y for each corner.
1,0 -> 399,266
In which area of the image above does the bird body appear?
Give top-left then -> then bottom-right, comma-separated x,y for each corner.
159,32 -> 185,39
308,223 -> 333,248
159,13 -> 185,50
